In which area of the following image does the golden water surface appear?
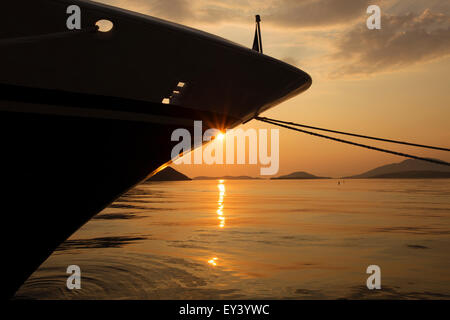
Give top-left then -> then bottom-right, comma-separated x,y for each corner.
16,179 -> 450,299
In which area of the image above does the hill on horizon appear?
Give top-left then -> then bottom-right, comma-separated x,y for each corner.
146,167 -> 191,181
193,175 -> 261,180
345,159 -> 450,179
145,158 -> 449,182
272,171 -> 331,180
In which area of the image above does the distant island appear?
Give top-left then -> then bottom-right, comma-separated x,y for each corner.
146,167 -> 191,182
194,175 -> 261,180
344,159 -> 450,179
271,171 -> 331,180
144,158 -> 450,182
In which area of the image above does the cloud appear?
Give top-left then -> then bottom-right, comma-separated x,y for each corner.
329,9 -> 450,77
101,0 -> 377,27
101,0 -> 249,24
266,0 -> 374,28
150,0 -> 192,21
102,0 -> 193,21
98,1 -> 450,78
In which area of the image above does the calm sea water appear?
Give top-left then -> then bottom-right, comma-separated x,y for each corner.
16,179 -> 450,299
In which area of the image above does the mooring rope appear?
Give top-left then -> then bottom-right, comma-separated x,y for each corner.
256,117 -> 449,152
255,116 -> 450,167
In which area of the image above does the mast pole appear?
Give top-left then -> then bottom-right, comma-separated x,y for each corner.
256,15 -> 263,54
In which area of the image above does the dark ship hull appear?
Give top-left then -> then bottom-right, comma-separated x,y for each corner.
0,84 -> 240,299
1,0 -> 311,298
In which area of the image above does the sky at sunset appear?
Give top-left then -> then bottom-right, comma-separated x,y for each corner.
99,0 -> 450,178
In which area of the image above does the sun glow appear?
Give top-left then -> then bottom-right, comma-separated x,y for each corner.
217,132 -> 225,141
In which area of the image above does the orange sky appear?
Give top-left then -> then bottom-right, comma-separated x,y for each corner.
100,0 -> 450,178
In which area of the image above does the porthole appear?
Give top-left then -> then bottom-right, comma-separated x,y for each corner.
95,19 -> 114,32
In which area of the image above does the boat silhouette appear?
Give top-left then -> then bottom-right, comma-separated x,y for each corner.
0,0 -> 311,298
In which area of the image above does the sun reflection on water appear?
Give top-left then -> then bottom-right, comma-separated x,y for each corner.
207,257 -> 218,266
206,181 -> 227,266
217,180 -> 226,228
